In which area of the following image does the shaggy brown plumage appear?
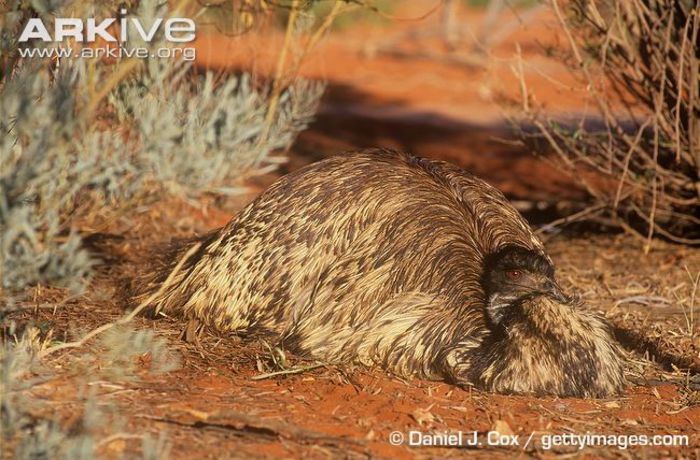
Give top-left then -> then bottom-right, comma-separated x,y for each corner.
137,149 -> 625,397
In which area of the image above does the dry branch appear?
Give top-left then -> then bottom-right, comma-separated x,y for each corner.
139,409 -> 367,453
515,0 -> 700,246
38,242 -> 203,359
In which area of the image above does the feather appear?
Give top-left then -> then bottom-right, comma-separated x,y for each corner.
134,149 -> 625,397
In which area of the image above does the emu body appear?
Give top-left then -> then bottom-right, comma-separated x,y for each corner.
140,149 -> 625,397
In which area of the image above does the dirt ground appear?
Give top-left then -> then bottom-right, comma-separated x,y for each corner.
4,2 -> 700,459
10,195 -> 700,459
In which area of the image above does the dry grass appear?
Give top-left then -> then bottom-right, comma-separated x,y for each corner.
513,0 -> 699,248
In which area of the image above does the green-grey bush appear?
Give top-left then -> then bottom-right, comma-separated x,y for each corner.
0,0 -> 324,292
1,327 -> 173,459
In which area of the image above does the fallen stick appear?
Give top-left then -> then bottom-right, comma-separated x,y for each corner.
139,409 -> 367,450
251,363 -> 327,381
38,242 -> 203,359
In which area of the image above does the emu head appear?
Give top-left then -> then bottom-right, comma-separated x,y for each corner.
481,245 -> 568,330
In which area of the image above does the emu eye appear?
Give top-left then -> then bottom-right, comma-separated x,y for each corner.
505,269 -> 522,280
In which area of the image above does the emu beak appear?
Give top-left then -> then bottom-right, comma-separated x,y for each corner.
543,279 -> 569,303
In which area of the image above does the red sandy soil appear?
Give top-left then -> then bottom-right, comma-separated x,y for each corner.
191,2 -> 595,201
193,3 -> 585,120
36,343 -> 700,459
17,196 -> 699,459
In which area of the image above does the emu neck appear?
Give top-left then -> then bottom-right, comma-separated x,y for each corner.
517,296 -> 580,338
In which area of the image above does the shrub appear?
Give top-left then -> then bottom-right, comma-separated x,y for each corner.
0,61 -> 127,291
516,0 -> 699,247
0,323 -> 176,458
111,62 -> 323,196
0,0 -> 323,292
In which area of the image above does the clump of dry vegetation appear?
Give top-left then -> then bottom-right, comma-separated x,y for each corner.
0,0 -> 322,293
516,0 -> 699,249
0,0 -> 332,456
1,324 -> 175,459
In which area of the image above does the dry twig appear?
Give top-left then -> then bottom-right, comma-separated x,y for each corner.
513,0 -> 699,244
38,242 -> 203,359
